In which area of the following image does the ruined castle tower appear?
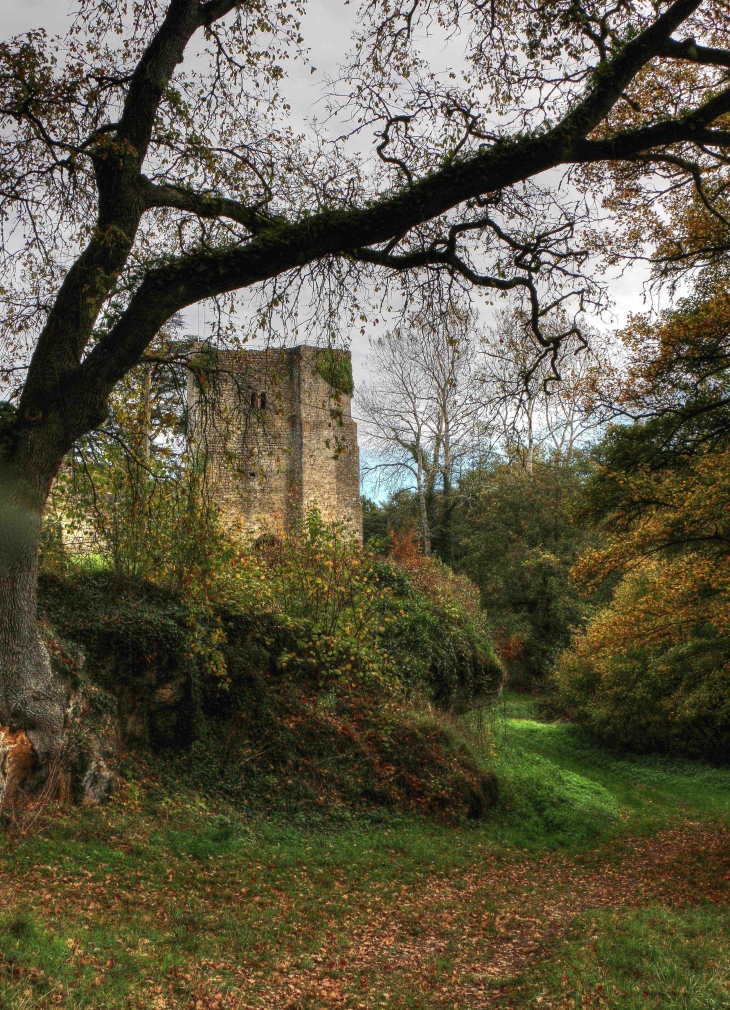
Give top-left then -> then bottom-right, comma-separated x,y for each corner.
188,345 -> 362,537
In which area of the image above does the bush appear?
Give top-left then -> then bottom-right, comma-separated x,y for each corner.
554,563 -> 730,760
39,511 -> 503,819
380,530 -> 503,708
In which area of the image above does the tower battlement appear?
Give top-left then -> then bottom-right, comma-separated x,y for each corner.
188,344 -> 362,538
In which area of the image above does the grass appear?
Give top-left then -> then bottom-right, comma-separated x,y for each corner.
532,906 -> 730,1009
483,693 -> 730,848
0,693 -> 728,1009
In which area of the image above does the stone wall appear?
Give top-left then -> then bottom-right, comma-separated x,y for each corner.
188,345 -> 362,538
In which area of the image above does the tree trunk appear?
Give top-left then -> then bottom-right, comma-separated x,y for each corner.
0,460 -> 68,766
440,472 -> 454,566
525,399 -> 535,474
424,429 -> 440,554
0,434 -> 115,803
0,544 -> 67,762
142,362 -> 152,464
441,410 -> 454,564
416,445 -> 431,555
0,380 -> 119,804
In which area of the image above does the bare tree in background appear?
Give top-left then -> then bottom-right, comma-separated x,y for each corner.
358,304 -> 488,553
479,308 -> 615,471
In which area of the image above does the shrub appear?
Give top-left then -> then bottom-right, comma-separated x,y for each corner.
381,530 -> 503,707
555,562 -> 730,760
39,511 -> 503,819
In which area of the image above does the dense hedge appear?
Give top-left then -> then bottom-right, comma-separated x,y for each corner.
555,568 -> 730,761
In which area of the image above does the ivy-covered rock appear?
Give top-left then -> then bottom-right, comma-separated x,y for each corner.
37,520 -> 503,821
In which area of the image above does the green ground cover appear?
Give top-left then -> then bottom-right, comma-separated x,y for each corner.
1,695 -> 728,1009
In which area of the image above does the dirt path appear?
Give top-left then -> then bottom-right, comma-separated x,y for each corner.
239,823 -> 730,1010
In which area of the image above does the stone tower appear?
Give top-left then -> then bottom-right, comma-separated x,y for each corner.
188,344 -> 362,538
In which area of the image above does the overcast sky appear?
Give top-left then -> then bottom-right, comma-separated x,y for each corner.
1,0 -> 653,388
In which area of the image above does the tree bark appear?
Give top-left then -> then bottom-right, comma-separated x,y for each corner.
0,442 -> 71,782
415,445 -> 431,555
0,550 -> 66,759
142,363 -> 153,465
525,399 -> 535,475
440,408 -> 454,565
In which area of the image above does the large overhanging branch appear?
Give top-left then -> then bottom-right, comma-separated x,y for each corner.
80,101 -> 730,398
19,0 -> 730,436
573,89 -> 730,161
554,0 -> 705,138
657,36 -> 730,69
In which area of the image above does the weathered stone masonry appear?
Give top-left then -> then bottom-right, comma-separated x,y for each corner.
188,345 -> 362,538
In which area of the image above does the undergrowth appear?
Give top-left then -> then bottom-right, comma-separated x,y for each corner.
37,515 -> 503,823
0,695 -> 727,1009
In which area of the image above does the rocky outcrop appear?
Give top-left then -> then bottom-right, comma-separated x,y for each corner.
63,683 -> 119,805
115,670 -> 194,750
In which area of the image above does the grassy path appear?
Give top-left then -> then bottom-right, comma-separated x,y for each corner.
233,823 -> 727,1009
0,696 -> 728,1010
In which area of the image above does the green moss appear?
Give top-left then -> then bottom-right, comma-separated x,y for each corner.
315,348 -> 354,396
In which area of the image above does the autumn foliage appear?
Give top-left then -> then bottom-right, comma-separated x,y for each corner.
556,284 -> 730,758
